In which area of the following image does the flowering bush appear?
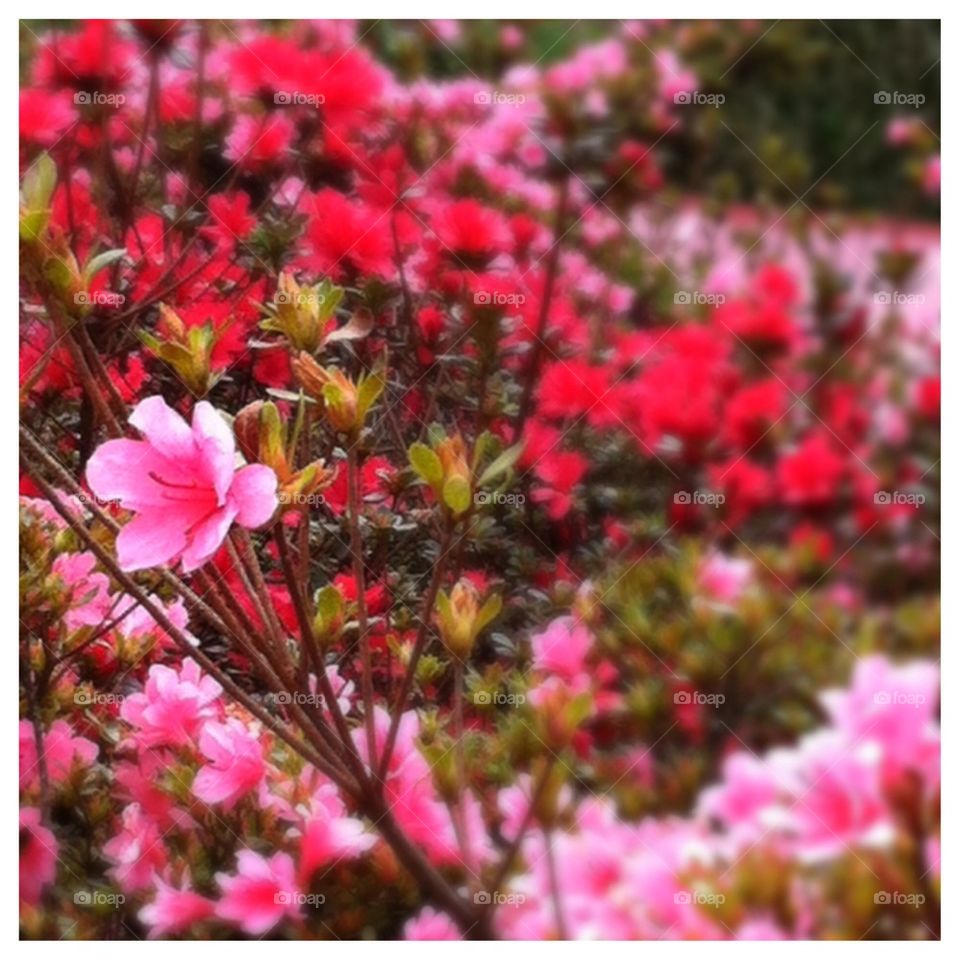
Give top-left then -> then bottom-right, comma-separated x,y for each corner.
19,19 -> 939,941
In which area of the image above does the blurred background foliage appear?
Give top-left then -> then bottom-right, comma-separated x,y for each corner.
364,19 -> 940,218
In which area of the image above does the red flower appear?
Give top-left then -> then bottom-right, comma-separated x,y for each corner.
776,433 -> 847,506
19,90 -> 76,146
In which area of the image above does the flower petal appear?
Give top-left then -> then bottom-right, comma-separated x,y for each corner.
115,509 -> 189,571
230,464 -> 279,528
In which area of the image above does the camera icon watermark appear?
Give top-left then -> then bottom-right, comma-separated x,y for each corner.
873,690 -> 926,708
674,291 -> 726,306
475,490 -> 525,507
874,291 -> 925,306
74,890 -> 126,907
673,490 -> 725,507
674,691 -> 725,708
473,291 -> 526,307
674,890 -> 726,906
473,890 -> 526,906
474,91 -> 526,107
673,91 -> 725,107
274,91 -> 326,107
874,890 -> 925,906
873,490 -> 925,506
275,891 -> 326,906
874,91 -> 925,108
74,91 -> 126,107
473,690 -> 526,706
75,291 -> 125,307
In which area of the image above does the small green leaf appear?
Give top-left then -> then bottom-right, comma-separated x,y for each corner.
477,441 -> 525,488
357,369 -> 385,418
442,475 -> 472,516
83,248 -> 127,283
409,443 -> 444,491
475,594 -> 503,635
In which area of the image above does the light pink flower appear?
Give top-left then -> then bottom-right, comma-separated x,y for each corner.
531,616 -> 592,681
86,396 -> 277,572
215,850 -> 300,935
192,719 -> 266,809
19,718 -> 98,790
20,808 -> 57,907
52,552 -> 112,631
296,783 -> 374,883
103,803 -> 168,894
698,551 -> 753,605
121,660 -> 223,749
403,906 -> 461,940
139,876 -> 215,938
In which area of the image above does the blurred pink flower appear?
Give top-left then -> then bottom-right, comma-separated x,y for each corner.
104,803 -> 168,893
19,718 -> 98,790
86,395 -> 278,572
698,552 -> 753,605
192,719 -> 266,809
139,876 -> 216,938
52,551 -> 112,631
403,906 -> 460,939
297,783 -> 374,883
19,808 -> 57,907
531,616 -> 592,681
215,850 -> 300,935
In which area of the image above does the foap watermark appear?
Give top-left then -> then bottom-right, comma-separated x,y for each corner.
475,490 -> 525,507
874,490 -> 925,506
674,290 -> 726,306
75,690 -> 126,706
674,490 -> 725,507
674,91 -> 725,107
276,290 -> 327,306
473,690 -> 526,706
874,91 -> 925,108
674,691 -> 726,708
74,91 -> 126,107
75,291 -> 125,307
674,890 -> 726,907
268,691 -> 326,707
275,891 -> 326,907
474,291 -> 526,307
874,291 -> 926,306
274,91 -> 326,107
874,891 -> 925,907
474,90 -> 526,107
874,690 -> 927,708
278,492 -> 327,508
474,890 -> 526,906
74,890 -> 126,908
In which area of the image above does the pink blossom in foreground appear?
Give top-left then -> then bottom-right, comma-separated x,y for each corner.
19,808 -> 57,907
121,660 -> 223,749
192,718 -> 266,808
86,396 -> 278,572
52,551 -> 112,631
139,876 -> 216,938
215,850 -> 300,935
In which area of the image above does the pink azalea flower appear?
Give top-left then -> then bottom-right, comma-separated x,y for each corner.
103,803 -> 168,894
403,906 -> 461,940
139,876 -> 216,938
296,783 -> 374,883
192,718 -> 266,809
215,850 -> 300,935
531,616 -> 592,681
86,395 -> 278,572
121,660 -> 223,749
52,551 -> 112,631
19,718 -> 98,790
20,807 -> 57,907
698,551 -> 753,605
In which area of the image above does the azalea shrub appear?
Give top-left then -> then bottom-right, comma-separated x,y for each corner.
19,19 -> 939,941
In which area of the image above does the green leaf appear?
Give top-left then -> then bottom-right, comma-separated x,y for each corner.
477,441 -> 525,488
21,152 -> 57,212
83,248 -> 127,283
357,368 -> 385,418
442,475 -> 472,516
409,443 -> 444,491
313,585 -> 343,634
475,594 -> 503,635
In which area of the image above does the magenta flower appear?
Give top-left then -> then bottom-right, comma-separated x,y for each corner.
191,719 -> 266,809
139,877 -> 215,939
215,850 -> 300,936
86,396 -> 278,572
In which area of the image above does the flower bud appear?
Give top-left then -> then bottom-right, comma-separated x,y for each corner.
435,579 -> 502,660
